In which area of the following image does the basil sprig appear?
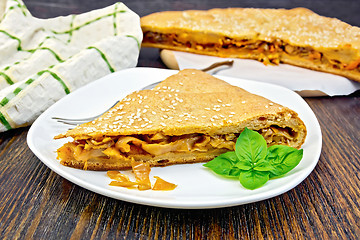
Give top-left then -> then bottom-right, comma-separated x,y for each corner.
204,128 -> 303,190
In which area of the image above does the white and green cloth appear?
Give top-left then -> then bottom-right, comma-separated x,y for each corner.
0,0 -> 142,131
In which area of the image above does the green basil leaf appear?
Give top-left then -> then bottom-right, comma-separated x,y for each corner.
235,128 -> 267,165
235,160 -> 252,170
266,145 -> 303,178
227,168 -> 242,177
239,170 -> 270,190
253,159 -> 275,171
203,151 -> 241,177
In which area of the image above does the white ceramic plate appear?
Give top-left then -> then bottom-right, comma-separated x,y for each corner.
27,67 -> 322,209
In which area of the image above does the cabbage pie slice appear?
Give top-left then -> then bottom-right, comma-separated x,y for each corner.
55,69 -> 307,170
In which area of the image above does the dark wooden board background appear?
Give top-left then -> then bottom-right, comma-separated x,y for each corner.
0,0 -> 359,239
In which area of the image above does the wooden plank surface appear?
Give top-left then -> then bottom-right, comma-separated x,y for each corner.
1,0 -> 360,239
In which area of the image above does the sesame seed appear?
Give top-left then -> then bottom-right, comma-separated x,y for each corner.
217,99 -> 222,103
241,101 -> 246,104
205,108 -> 211,110
269,103 -> 273,105
160,123 -> 166,126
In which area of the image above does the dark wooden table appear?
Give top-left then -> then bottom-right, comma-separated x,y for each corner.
1,0 -> 360,239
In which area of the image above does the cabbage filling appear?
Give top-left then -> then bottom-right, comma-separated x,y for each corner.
143,31 -> 360,71
57,125 -> 297,163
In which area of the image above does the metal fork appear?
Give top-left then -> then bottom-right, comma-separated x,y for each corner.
52,100 -> 120,125
52,60 -> 234,125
